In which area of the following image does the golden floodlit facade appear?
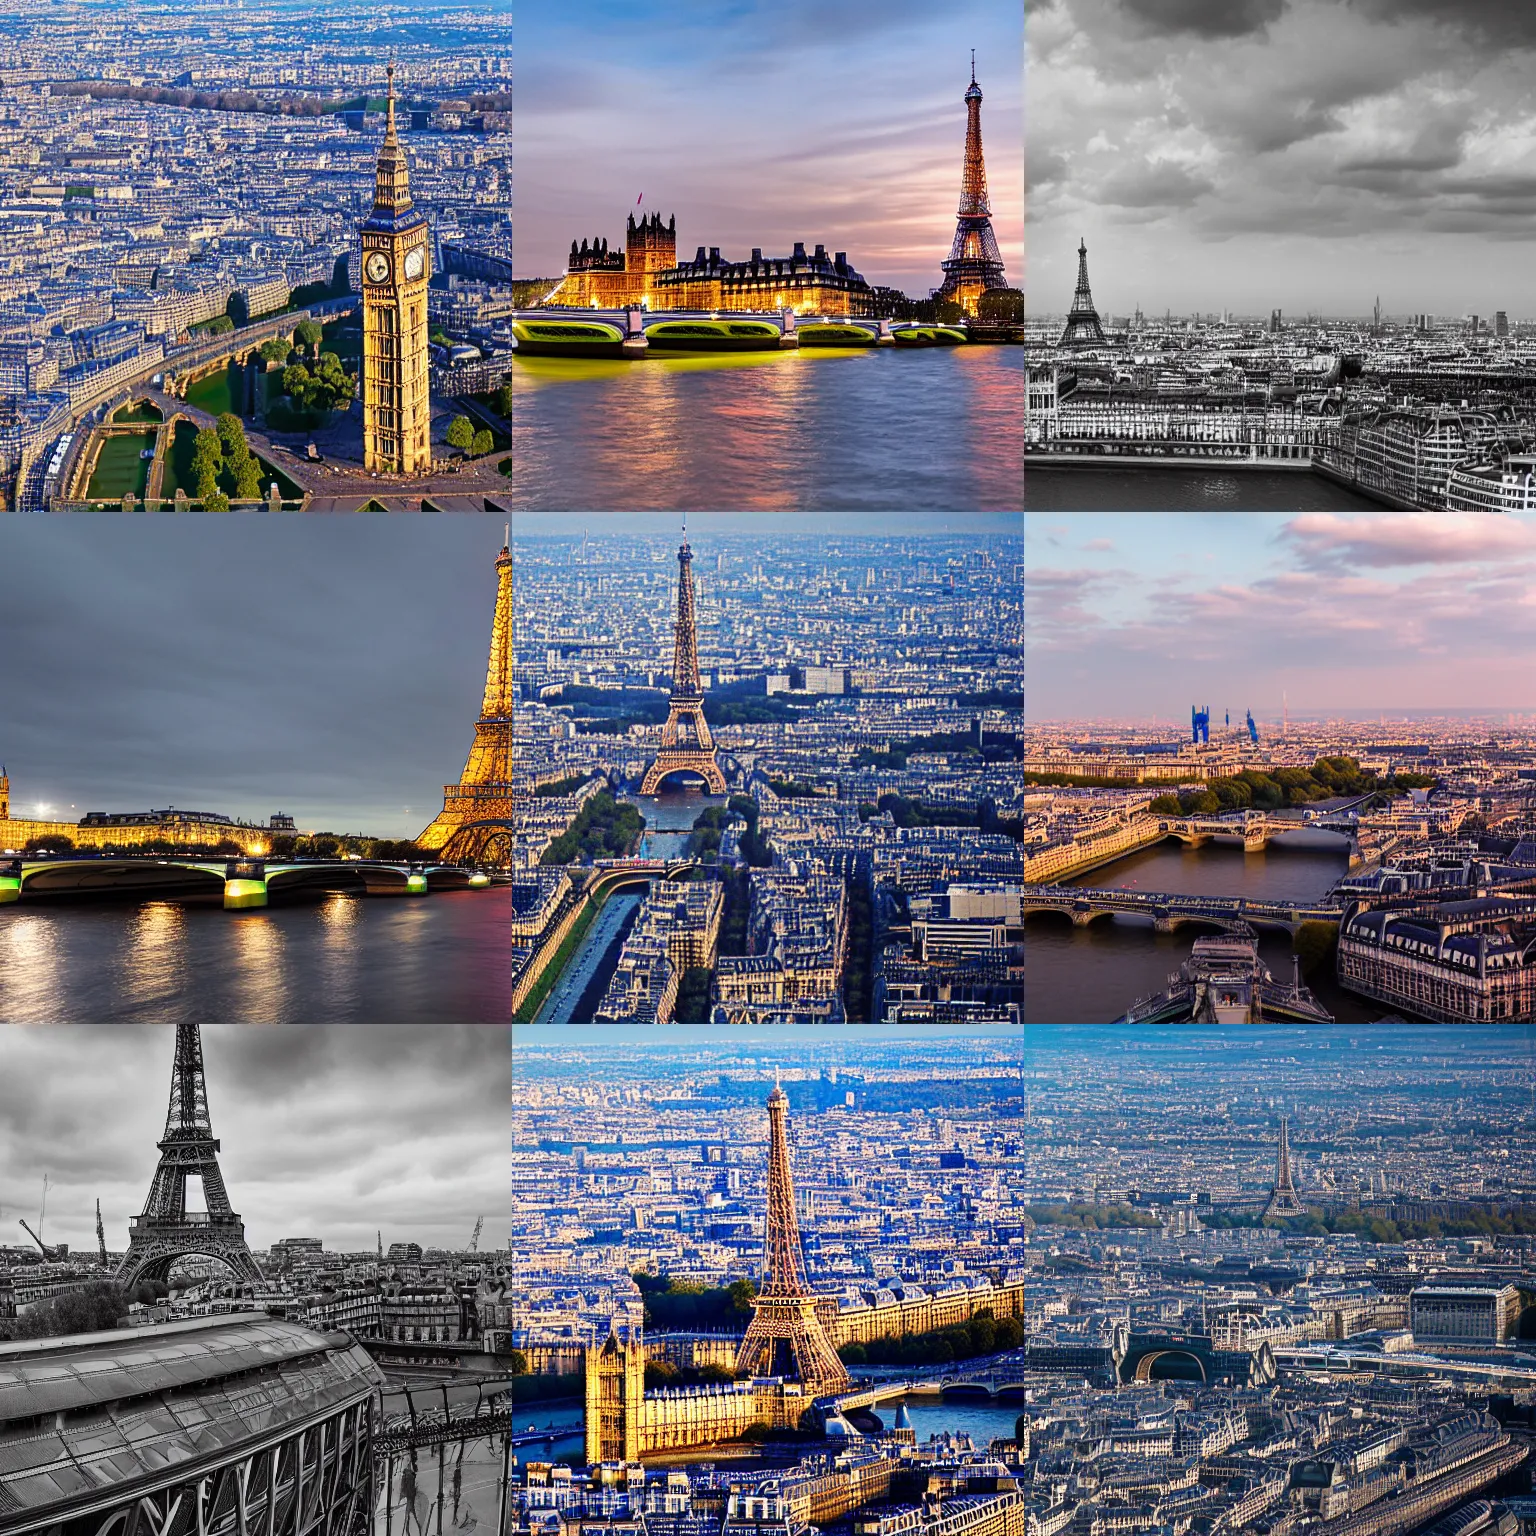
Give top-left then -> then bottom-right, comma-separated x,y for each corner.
416,535 -> 515,864
545,212 -> 875,316
360,65 -> 433,476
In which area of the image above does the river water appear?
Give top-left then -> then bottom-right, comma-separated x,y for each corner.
1025,466 -> 1382,510
510,1397 -> 1019,1469
0,891 -> 511,1023
1026,834 -> 1382,1024
509,348 -> 1022,511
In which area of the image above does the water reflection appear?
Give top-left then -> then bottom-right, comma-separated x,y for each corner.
0,891 -> 512,1022
510,347 -> 1023,511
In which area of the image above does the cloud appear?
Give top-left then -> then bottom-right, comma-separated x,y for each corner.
1117,0 -> 1288,38
1084,538 -> 1115,550
1280,512 -> 1536,569
0,1026 -> 509,1255
1096,159 -> 1215,209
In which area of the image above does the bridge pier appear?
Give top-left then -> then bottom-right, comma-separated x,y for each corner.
622,308 -> 648,356
778,309 -> 799,349
223,858 -> 267,910
407,871 -> 429,895
1070,910 -> 1094,926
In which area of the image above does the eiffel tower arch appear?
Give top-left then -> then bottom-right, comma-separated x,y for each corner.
641,531 -> 728,796
118,1024 -> 264,1290
734,1082 -> 849,1395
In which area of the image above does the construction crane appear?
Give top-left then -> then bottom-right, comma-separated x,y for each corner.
18,1175 -> 58,1260
96,1199 -> 108,1266
467,1216 -> 483,1253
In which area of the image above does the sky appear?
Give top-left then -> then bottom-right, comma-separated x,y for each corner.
514,0 -> 1022,297
1025,510 -> 1536,720
0,518 -> 504,840
0,1025 -> 508,1256
1028,0 -> 1536,316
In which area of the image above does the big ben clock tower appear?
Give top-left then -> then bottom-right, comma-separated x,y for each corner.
360,64 -> 432,475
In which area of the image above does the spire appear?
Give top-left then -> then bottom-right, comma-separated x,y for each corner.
373,62 -> 413,215
1058,237 -> 1107,349
939,57 -> 1007,312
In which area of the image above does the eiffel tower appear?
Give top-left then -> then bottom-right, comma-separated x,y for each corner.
640,525 -> 727,795
937,54 -> 1009,315
734,1081 -> 850,1395
1058,238 -> 1107,349
417,530 -> 517,864
118,1024 -> 264,1289
1262,1116 -> 1305,1219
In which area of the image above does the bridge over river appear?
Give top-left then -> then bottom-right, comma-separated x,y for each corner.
1023,883 -> 1343,936
0,854 -> 502,910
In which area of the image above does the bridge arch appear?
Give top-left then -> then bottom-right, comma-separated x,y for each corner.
17,860 -> 226,900
1131,1349 -> 1208,1384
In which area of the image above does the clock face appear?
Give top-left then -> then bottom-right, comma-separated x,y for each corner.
364,251 -> 391,285
403,246 -> 425,281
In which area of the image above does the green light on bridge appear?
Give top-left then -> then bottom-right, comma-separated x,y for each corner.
224,878 -> 268,910
469,872 -> 490,888
407,872 -> 428,895
0,875 -> 20,905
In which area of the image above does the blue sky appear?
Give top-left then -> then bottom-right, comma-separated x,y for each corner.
1026,511 -> 1536,720
514,0 -> 1022,295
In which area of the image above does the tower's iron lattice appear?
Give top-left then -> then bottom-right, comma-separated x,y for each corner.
1058,239 -> 1106,348
733,1084 -> 850,1395
640,533 -> 727,796
938,57 -> 1009,313
117,1023 -> 264,1289
419,534 -> 519,865
1262,1116 -> 1304,1218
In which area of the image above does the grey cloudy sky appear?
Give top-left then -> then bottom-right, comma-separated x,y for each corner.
0,517 -> 505,841
0,1025 -> 509,1256
1029,0 -> 1536,316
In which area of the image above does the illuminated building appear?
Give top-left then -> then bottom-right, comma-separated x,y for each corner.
545,217 -> 875,316
360,65 -> 432,476
549,211 -> 677,308
0,767 -> 280,855
416,533 -> 516,864
936,59 -> 1008,315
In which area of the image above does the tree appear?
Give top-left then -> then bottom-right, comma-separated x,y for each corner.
10,1281 -> 128,1339
235,457 -> 264,500
506,1349 -> 529,1376
216,413 -> 246,456
470,427 -> 493,457
23,833 -> 74,853
492,383 -> 512,417
977,287 -> 1024,324
205,314 -> 235,335
294,319 -> 323,355
258,337 -> 291,366
204,489 -> 231,512
446,415 -> 475,452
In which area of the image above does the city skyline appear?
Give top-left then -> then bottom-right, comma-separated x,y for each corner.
1025,511 -> 1536,718
0,1025 -> 508,1255
514,0 -> 1021,295
1028,0 -> 1536,314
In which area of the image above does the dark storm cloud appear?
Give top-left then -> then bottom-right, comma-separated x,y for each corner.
0,1025 -> 508,1253
1096,159 -> 1214,208
0,518 -> 503,839
1030,0 -> 1536,307
1117,0 -> 1288,37
1348,0 -> 1536,48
